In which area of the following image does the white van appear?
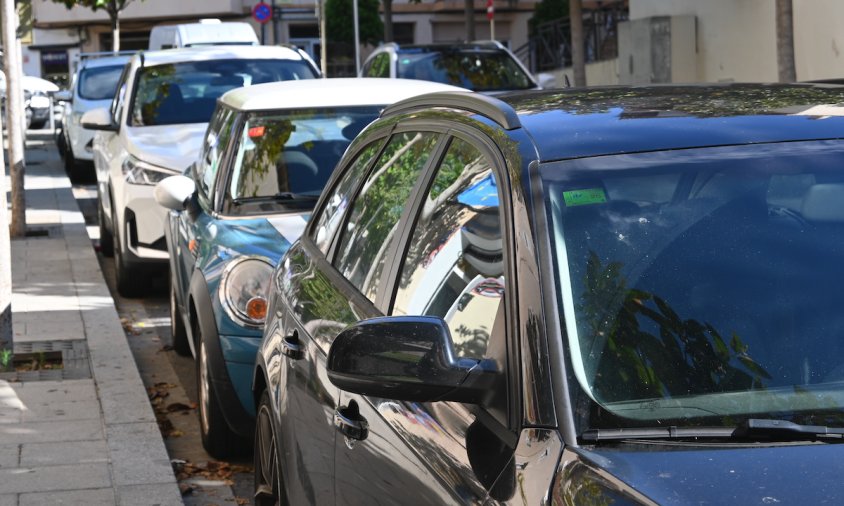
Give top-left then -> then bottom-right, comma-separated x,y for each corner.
148,20 -> 259,50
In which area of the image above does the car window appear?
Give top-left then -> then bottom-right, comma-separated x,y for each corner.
364,53 -> 390,78
129,58 -> 318,126
224,106 -> 381,215
392,138 -> 504,359
195,105 -> 236,207
311,140 -> 384,254
334,131 -> 441,302
78,64 -> 124,100
110,64 -> 131,123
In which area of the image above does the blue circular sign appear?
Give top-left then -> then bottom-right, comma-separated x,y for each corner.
253,2 -> 272,23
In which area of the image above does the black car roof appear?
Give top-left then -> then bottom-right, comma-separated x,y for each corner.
497,83 -> 844,161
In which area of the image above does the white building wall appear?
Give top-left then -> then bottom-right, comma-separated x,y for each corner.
33,0 -> 245,24
629,0 -> 844,83
630,0 -> 776,83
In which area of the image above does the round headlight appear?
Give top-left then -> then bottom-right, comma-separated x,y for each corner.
219,256 -> 274,328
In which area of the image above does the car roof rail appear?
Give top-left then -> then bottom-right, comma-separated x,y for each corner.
381,91 -> 521,130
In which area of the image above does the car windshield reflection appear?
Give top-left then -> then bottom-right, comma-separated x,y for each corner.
544,140 -> 844,430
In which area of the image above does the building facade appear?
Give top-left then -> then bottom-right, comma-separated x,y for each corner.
26,0 -> 537,85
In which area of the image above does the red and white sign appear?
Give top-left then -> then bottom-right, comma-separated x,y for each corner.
486,0 -> 494,20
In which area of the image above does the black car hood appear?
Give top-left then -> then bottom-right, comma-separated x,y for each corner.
575,441 -> 844,504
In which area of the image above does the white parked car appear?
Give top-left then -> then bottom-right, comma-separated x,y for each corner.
82,45 -> 320,297
56,53 -> 132,180
0,71 -> 59,129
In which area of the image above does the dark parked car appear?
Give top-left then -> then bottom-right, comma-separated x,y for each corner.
253,84 -> 844,504
154,77 -> 464,458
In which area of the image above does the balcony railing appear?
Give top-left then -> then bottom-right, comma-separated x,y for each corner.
514,4 -> 628,73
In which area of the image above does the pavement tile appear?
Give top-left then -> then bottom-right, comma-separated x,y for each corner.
19,488 -> 114,506
0,446 -> 19,468
106,423 -> 176,487
0,495 -> 16,506
116,483 -> 183,506
0,419 -> 103,446
20,440 -> 108,467
0,463 -> 111,494
97,380 -> 156,425
16,398 -> 101,423
9,380 -> 96,403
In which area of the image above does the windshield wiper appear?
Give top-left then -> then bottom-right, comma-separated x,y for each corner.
736,419 -> 844,440
581,419 -> 844,443
580,426 -> 734,443
232,192 -> 319,205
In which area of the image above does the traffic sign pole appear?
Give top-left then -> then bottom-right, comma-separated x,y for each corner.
487,0 -> 495,41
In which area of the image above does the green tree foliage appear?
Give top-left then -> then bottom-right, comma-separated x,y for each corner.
325,0 -> 384,46
529,0 -> 569,34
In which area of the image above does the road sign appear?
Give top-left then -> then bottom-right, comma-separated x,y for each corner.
253,2 -> 272,24
486,0 -> 494,20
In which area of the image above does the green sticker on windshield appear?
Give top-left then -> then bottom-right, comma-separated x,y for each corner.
563,188 -> 607,206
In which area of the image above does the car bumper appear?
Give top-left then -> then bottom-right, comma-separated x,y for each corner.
117,182 -> 170,263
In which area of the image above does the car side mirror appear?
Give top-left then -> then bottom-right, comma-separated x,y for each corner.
80,107 -> 117,131
327,316 -> 498,403
54,89 -> 72,102
154,175 -> 196,211
537,72 -> 557,90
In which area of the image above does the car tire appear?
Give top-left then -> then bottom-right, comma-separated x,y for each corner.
29,118 -> 46,130
98,201 -> 114,258
169,279 -> 190,356
64,150 -> 82,183
197,328 -> 243,459
112,206 -> 147,298
254,389 -> 284,506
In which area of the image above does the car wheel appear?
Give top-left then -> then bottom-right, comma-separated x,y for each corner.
64,149 -> 82,183
112,206 -> 147,298
98,200 -> 114,258
197,328 -> 242,459
254,389 -> 283,506
169,278 -> 190,356
29,118 -> 46,130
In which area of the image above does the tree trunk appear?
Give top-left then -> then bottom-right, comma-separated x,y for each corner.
383,0 -> 393,43
569,0 -> 586,86
776,0 -> 796,82
0,0 -> 15,358
464,0 -> 475,41
2,0 -> 26,237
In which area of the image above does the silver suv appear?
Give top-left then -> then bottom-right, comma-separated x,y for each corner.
360,40 -> 551,92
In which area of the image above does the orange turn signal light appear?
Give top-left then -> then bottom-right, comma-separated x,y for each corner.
246,296 -> 268,322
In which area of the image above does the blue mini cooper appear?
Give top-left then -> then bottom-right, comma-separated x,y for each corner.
154,78 -> 463,457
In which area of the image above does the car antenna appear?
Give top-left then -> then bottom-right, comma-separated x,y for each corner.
564,74 -> 571,88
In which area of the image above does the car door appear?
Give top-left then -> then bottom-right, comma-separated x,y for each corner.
334,132 -> 518,505
268,128 -> 446,505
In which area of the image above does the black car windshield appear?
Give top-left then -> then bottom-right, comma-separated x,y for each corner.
542,140 -> 844,433
78,64 -> 125,100
130,58 -> 317,126
225,106 -> 380,215
395,49 -> 534,92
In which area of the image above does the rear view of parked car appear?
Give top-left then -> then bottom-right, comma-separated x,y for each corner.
56,52 -> 132,180
155,78 -> 465,458
82,45 -> 319,297
254,84 -> 844,504
360,41 -> 553,92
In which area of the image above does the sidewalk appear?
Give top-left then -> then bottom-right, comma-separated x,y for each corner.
0,132 -> 183,505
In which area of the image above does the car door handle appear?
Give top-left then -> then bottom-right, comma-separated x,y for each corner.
334,404 -> 368,442
281,333 -> 303,360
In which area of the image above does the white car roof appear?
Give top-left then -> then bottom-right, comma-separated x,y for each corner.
137,45 -> 310,67
220,78 -> 467,111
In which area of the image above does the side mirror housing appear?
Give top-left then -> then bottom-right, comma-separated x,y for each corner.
154,175 -> 196,211
54,89 -> 72,102
537,72 -> 557,90
327,316 -> 498,403
80,107 -> 117,131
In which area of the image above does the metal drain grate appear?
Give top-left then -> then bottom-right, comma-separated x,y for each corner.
9,340 -> 91,381
24,225 -> 63,239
